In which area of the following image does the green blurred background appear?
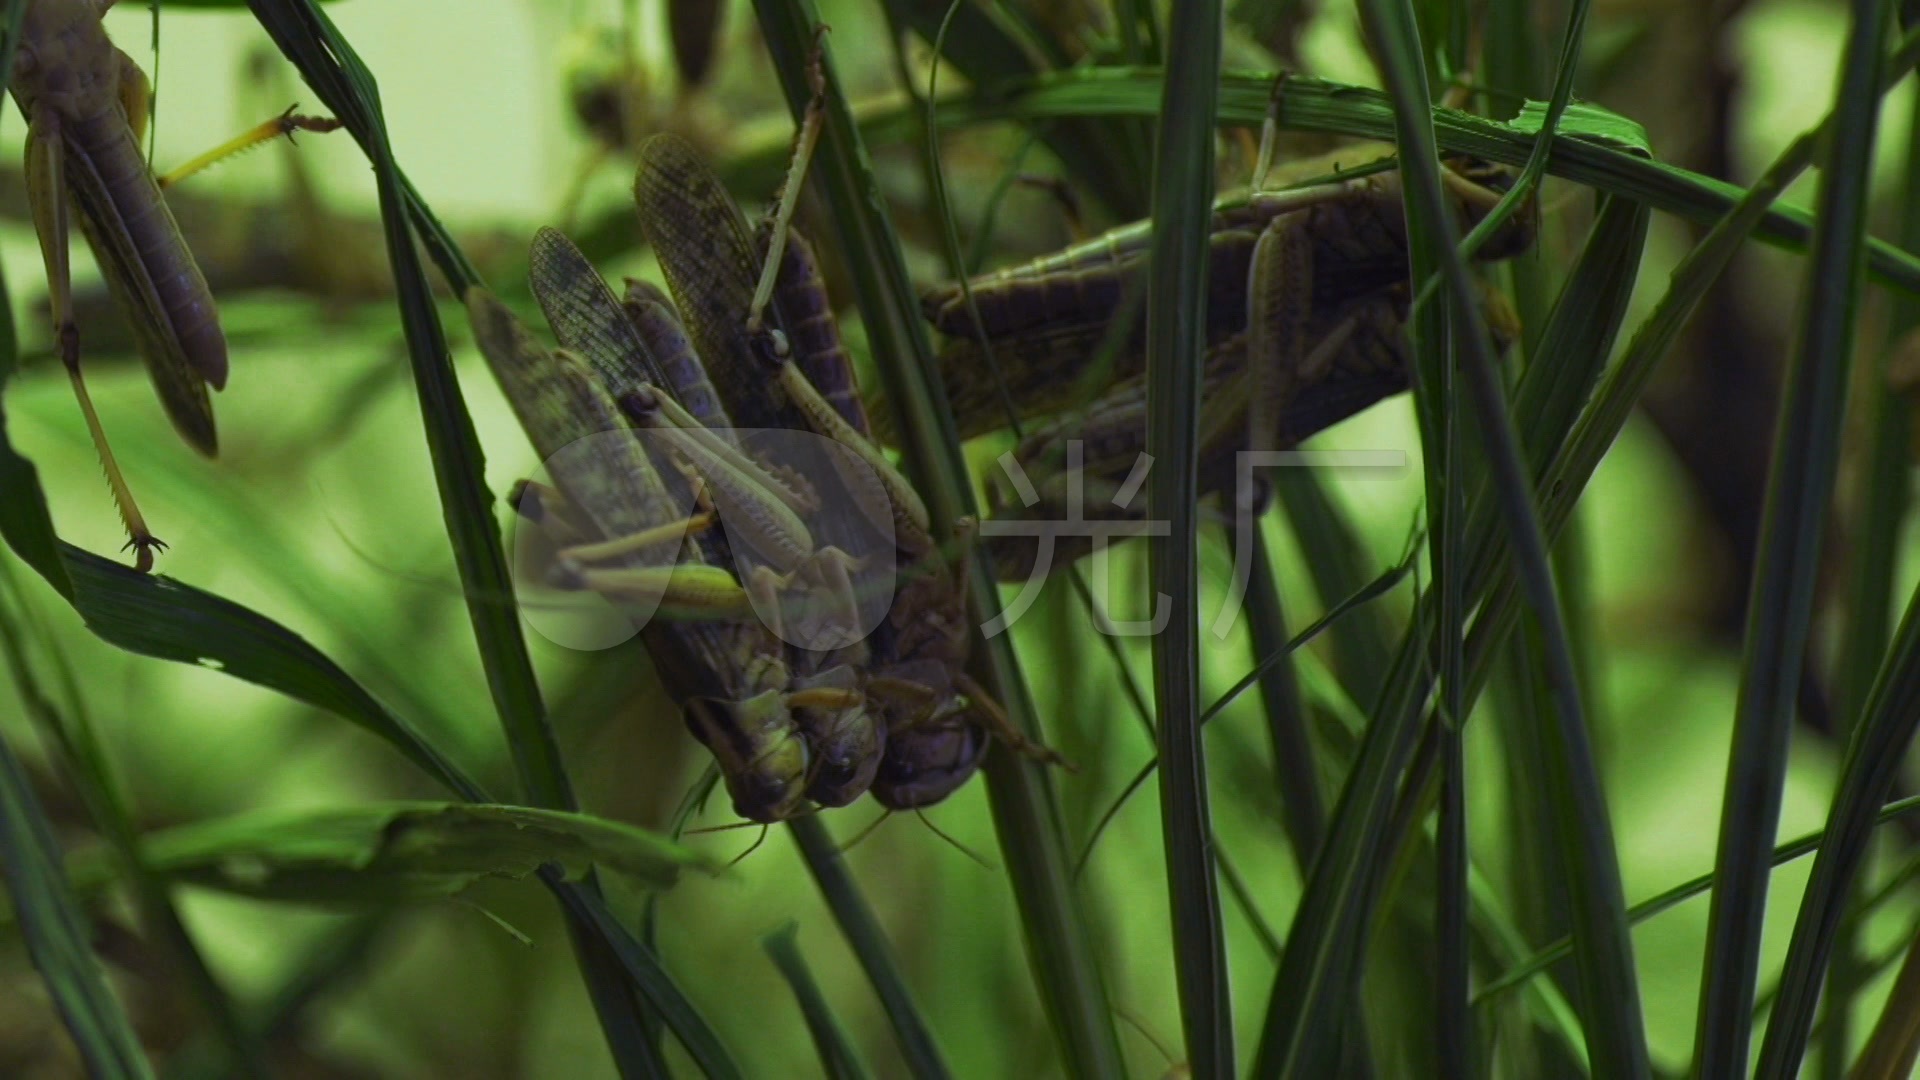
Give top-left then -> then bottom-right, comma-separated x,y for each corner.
0,0 -> 1916,1075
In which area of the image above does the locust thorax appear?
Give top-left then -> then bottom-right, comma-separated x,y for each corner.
683,690 -> 811,822
13,0 -> 122,118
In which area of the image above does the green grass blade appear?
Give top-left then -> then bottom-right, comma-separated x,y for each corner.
1253,111 -> 1656,1080
1360,1 -> 1647,1074
1819,20 -> 1920,1068
1478,792 -> 1920,1005
1693,2 -> 1893,1072
244,0 -> 558,809
244,6 -> 710,1073
0,684 -> 153,1078
882,0 -> 1149,214
1234,526 -> 1323,866
751,2 -> 1124,1073
789,820 -> 947,1079
1141,4 -> 1230,1074
1471,56 -> 1920,1003
962,70 -> 1920,293
762,923 -> 873,1080
1489,632 -> 1582,1075
1754,580 -> 1920,1076
0,562 -> 258,1071
123,802 -> 711,900
63,547 -> 478,794
1272,476 -> 1396,706
1436,724 -> 1472,1078
1849,930 -> 1920,1079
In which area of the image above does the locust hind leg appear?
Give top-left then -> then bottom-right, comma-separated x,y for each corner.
746,25 -> 830,338
951,672 -> 1074,770
507,472 -> 743,618
25,104 -> 165,572
1216,215 -> 1363,508
115,35 -> 339,195
148,81 -> 342,193
868,667 -> 1075,771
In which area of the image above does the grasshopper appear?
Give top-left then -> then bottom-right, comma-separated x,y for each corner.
520,225 -> 887,815
979,278 -> 1522,581
473,230 -> 879,823
9,0 -> 337,570
630,128 -> 921,810
896,140 -> 1532,581
617,279 -> 888,806
894,147 -> 1533,461
628,107 -> 1069,811
761,221 -> 1047,808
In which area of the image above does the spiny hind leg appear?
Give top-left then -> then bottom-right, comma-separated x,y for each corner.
747,24 -> 831,336
153,102 -> 343,190
510,477 -> 716,566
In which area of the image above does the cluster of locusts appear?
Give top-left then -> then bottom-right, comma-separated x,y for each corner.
12,3 -> 1535,822
468,55 -> 1071,823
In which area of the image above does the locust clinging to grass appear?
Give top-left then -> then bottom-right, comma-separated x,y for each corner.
469,269 -> 867,825
625,38 -> 1070,810
9,0 -> 336,570
894,109 -> 1534,579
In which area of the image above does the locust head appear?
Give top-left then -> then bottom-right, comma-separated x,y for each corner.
866,660 -> 990,810
869,718 -> 990,811
789,666 -> 885,807
684,691 -> 812,822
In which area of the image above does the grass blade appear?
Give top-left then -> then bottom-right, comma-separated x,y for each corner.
966,71 -> 1920,293
762,923 -> 873,1080
1363,1 -> 1647,1074
0,562 -> 257,1071
0,680 -> 152,1078
244,6 -> 714,1072
788,821 -> 945,1078
1479,793 -> 1920,1003
1234,526 -> 1323,867
751,2 -> 1124,1072
1272,475 -> 1396,706
1436,721 -> 1471,1078
1253,111 -> 1656,1080
1848,928 -> 1920,1078
1693,1 -> 1893,1071
882,0 -> 1149,214
1758,579 -> 1920,1076
1141,3 -> 1230,1074
1820,18 -> 1920,1067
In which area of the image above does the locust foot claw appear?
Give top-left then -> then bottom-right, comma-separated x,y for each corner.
275,104 -> 344,143
121,533 -> 167,574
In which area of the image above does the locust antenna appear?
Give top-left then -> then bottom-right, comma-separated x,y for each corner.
726,825 -> 771,867
836,807 -> 892,854
914,810 -> 996,870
